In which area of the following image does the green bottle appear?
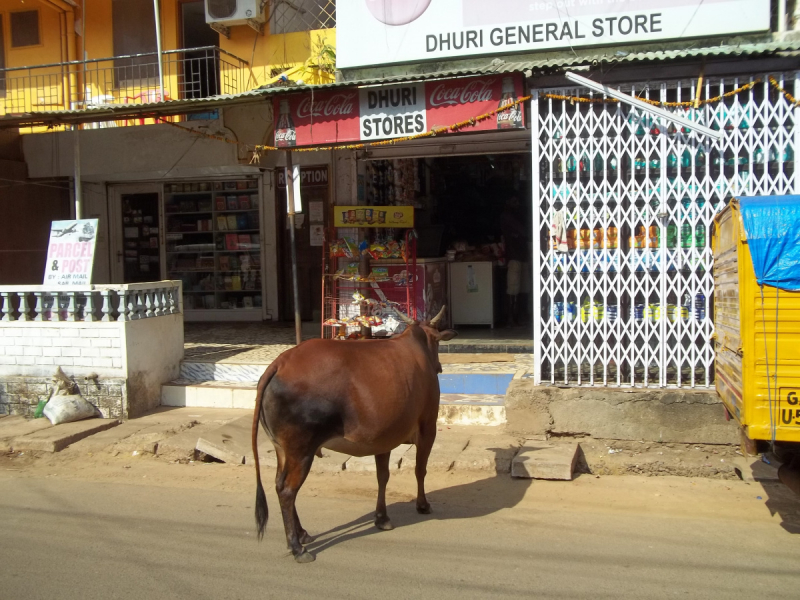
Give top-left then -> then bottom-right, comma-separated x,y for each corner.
33,399 -> 47,419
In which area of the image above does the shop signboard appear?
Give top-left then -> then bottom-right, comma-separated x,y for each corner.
273,74 -> 525,147
334,205 -> 414,228
337,0 -> 770,68
43,219 -> 99,287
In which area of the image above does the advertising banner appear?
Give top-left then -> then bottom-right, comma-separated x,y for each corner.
337,0 -> 770,69
43,219 -> 99,287
273,74 -> 525,147
334,206 -> 415,228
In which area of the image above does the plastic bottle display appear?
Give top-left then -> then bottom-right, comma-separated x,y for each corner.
274,100 -> 297,147
497,77 -> 523,129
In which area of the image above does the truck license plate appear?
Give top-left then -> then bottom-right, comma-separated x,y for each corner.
779,389 -> 800,426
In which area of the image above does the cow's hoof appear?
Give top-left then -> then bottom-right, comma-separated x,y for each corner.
299,532 -> 316,545
294,550 -> 315,563
375,517 -> 394,531
416,503 -> 432,514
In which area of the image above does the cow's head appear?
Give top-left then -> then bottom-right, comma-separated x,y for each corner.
395,306 -> 457,373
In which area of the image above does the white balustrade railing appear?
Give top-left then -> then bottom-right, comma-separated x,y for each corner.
0,281 -> 182,322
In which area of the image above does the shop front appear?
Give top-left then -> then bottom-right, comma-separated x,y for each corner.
272,73 -> 532,338
109,174 -> 268,321
532,72 -> 798,389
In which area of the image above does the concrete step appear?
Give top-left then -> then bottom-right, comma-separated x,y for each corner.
179,360 -> 518,394
161,380 -> 506,426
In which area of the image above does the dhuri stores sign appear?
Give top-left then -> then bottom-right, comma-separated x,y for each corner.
273,74 -> 525,147
337,0 -> 770,69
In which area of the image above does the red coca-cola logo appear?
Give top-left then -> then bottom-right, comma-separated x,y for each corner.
429,79 -> 495,107
296,93 -> 357,119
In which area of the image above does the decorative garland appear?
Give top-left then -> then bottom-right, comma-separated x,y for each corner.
543,80 -> 761,108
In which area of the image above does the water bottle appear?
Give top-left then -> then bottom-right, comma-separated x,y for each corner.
634,304 -> 645,324
554,301 -> 564,323
581,296 -> 591,323
566,301 -> 578,322
607,303 -> 618,323
695,222 -> 706,249
666,223 -> 678,249
695,292 -> 706,321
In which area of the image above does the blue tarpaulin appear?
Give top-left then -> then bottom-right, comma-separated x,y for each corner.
738,195 -> 800,291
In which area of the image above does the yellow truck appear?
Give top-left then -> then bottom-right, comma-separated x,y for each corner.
713,196 -> 800,491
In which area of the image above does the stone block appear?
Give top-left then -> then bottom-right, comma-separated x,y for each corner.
511,443 -> 580,480
345,444 -> 412,472
452,433 -> 521,473
399,431 -> 471,473
12,418 -> 119,452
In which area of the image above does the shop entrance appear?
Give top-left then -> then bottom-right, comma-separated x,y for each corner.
110,184 -> 163,284
359,153 -> 532,330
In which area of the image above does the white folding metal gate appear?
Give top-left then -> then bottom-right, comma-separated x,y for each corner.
533,72 -> 797,388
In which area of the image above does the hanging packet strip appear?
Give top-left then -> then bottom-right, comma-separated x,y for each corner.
738,195 -> 800,291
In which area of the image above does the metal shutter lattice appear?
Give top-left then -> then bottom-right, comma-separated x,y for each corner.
532,74 -> 797,388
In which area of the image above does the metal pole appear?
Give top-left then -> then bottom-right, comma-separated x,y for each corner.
73,126 -> 82,219
153,0 -> 165,100
285,151 -> 302,346
565,71 -> 723,141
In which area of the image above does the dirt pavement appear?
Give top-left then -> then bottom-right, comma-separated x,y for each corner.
2,447 -> 800,600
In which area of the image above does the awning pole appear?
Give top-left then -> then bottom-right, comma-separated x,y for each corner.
285,151 -> 303,345
73,125 -> 82,219
153,0 -> 165,100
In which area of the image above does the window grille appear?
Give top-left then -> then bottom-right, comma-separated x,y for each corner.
270,0 -> 335,34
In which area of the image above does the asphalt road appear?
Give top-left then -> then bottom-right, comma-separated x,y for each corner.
2,470 -> 800,600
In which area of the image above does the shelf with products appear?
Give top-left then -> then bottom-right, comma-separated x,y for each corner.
163,179 -> 263,317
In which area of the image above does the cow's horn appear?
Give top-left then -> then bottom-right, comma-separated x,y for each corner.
429,305 -> 446,327
394,307 -> 416,325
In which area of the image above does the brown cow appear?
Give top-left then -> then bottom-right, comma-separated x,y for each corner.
252,306 -> 456,562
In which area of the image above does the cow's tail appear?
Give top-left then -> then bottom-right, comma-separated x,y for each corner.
253,362 -> 278,541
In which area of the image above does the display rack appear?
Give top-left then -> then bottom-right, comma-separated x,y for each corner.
322,219 -> 417,340
164,180 -> 264,319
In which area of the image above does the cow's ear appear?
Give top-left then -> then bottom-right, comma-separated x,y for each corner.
438,329 -> 458,341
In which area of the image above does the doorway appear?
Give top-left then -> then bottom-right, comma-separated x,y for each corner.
110,184 -> 163,284
180,0 -> 220,100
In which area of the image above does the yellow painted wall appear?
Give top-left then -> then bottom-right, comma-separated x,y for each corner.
1,0 -> 336,117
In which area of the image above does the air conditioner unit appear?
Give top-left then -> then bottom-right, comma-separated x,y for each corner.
204,0 -> 265,26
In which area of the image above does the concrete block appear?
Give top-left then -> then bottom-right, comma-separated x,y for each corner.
81,329 -> 100,338
16,356 -> 35,365
452,434 -> 521,473
92,338 -> 112,348
42,347 -> 62,357
0,415 -> 53,451
92,358 -> 113,369
12,418 -> 120,452
195,416 -> 253,464
0,356 -> 17,365
58,328 -> 81,338
511,443 -> 580,480
112,358 -> 123,369
37,357 -> 55,366
23,346 -> 43,357
61,347 -> 81,357
80,347 -> 100,358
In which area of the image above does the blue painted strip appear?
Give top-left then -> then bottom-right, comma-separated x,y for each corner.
437,373 -> 514,395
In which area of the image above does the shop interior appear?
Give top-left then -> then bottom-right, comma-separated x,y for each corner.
333,152 -> 533,334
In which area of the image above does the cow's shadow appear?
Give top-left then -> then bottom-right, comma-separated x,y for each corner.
303,448 -> 533,558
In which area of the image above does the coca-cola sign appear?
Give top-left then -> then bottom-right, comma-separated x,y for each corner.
296,93 -> 357,119
273,74 -> 524,147
428,79 -> 494,107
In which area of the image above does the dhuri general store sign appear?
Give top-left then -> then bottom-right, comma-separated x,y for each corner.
337,0 -> 770,69
273,74 -> 524,147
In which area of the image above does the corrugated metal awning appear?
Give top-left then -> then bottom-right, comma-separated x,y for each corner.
2,39 -> 798,129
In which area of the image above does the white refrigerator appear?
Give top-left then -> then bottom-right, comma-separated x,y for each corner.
448,261 -> 494,327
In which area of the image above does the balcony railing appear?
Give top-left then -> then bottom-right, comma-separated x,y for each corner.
0,46 -> 249,120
